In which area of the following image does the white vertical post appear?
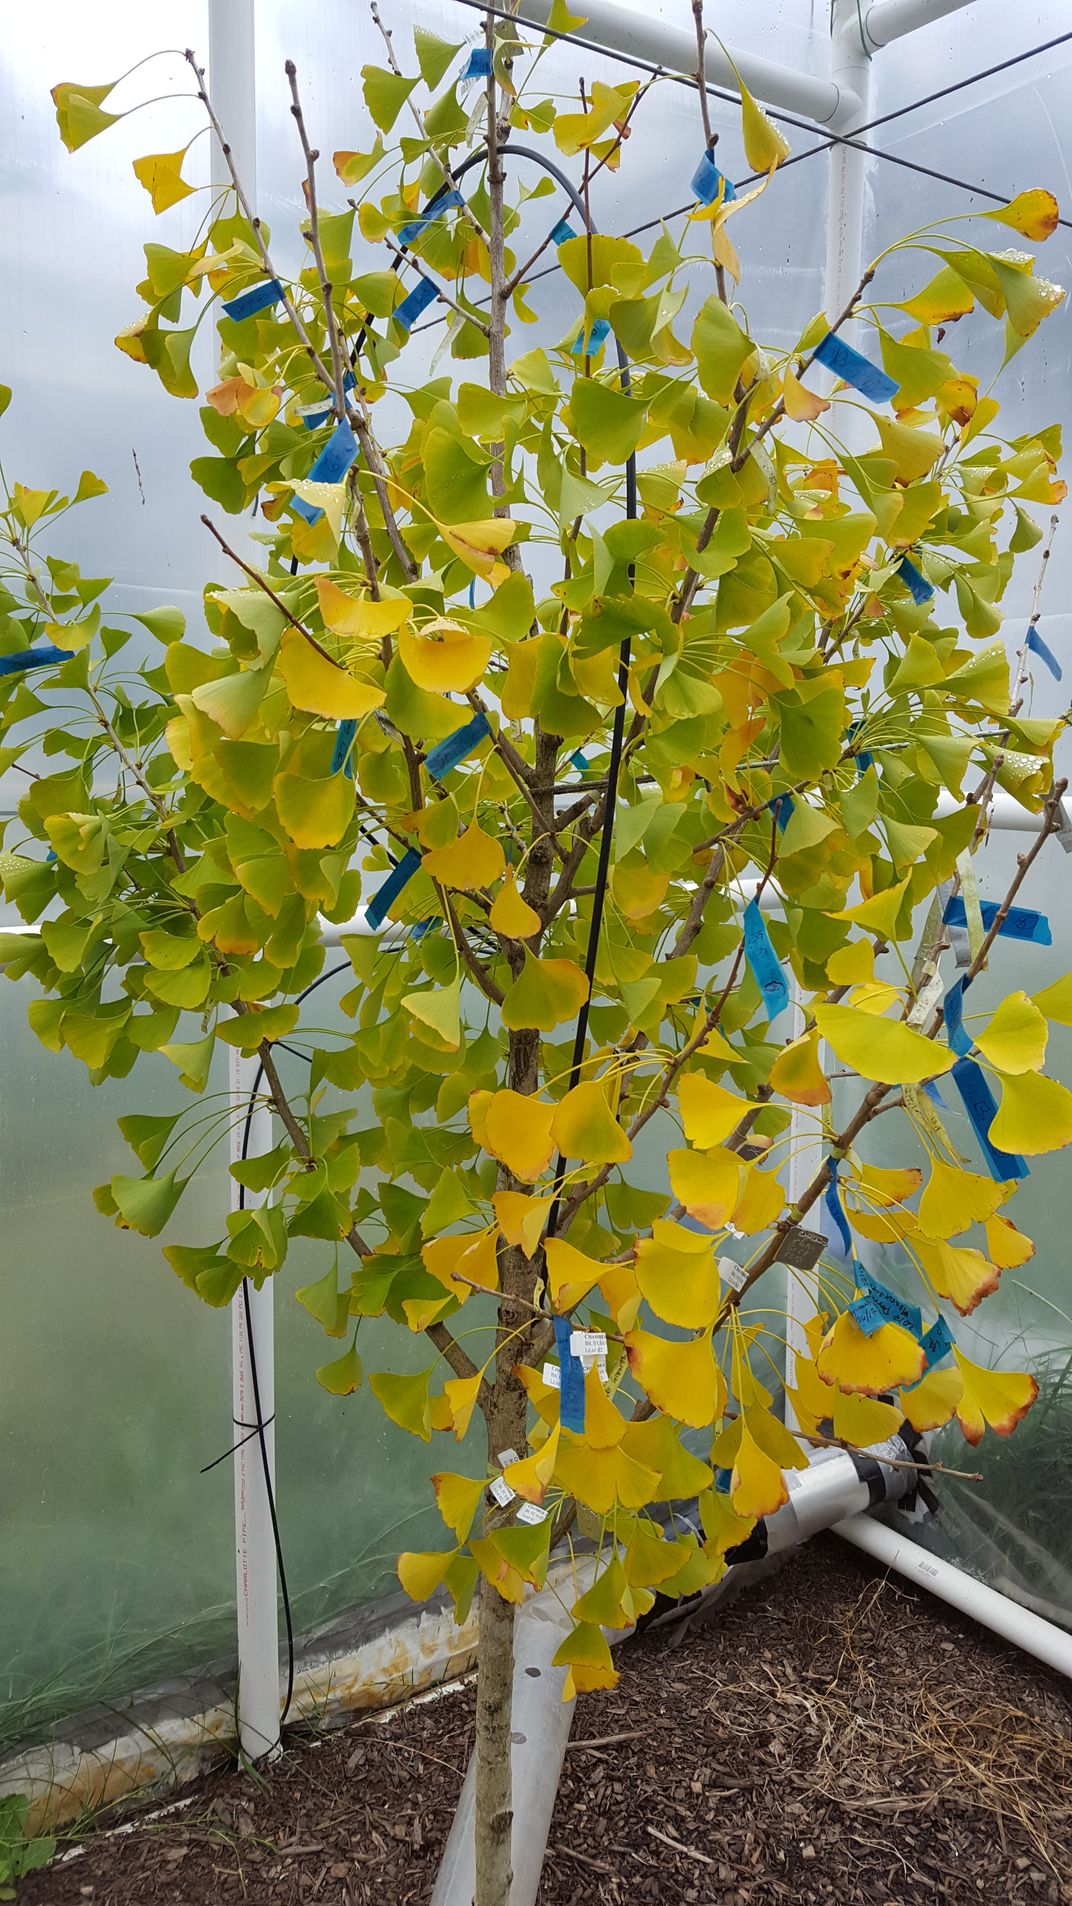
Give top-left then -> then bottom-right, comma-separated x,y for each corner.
784,981 -> 826,1403
208,0 -> 280,1763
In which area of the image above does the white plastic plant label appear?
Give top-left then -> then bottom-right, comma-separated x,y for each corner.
489,1476 -> 516,1508
718,1257 -> 748,1293
570,1329 -> 607,1361
541,1362 -> 561,1389
517,1501 -> 548,1525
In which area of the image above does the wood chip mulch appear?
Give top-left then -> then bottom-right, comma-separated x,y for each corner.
20,1533 -> 1072,1906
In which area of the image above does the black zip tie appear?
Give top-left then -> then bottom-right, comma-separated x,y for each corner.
200,1415 -> 278,1475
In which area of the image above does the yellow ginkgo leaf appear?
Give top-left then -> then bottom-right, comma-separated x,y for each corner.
826,940 -> 875,985
913,1235 -> 998,1317
552,1622 -> 618,1700
553,1437 -> 661,1516
432,1471 -> 485,1542
276,628 -> 385,718
722,46 -> 790,172
443,1373 -> 482,1439
623,1521 -> 692,1589
953,1349 -> 1038,1446
814,1003 -> 955,1086
422,1227 -> 499,1299
730,1417 -> 789,1519
515,1364 -> 562,1428
668,1146 -> 744,1231
132,146 -> 195,213
782,368 -> 829,422
273,769 -> 354,849
984,1214 -> 1035,1269
483,1090 -> 555,1181
634,1223 -> 720,1329
769,1027 -> 830,1106
984,189 -> 1060,242
397,619 -> 492,692
438,515 -> 518,580
423,823 -> 505,891
989,1069 -> 1072,1157
401,979 -> 461,1049
917,1157 -> 1009,1239
1031,973 -> 1072,1026
731,1162 -> 785,1235
817,1311 -> 925,1395
855,1163 -> 924,1207
551,1079 -> 631,1164
397,1549 -> 454,1601
625,1328 -> 727,1428
579,1367 -> 629,1450
492,1190 -> 548,1258
489,869 -> 540,939
315,576 -> 410,640
544,1236 -> 605,1309
899,1362 -> 964,1433
974,991 -> 1049,1075
677,1073 -> 754,1147
504,1424 -> 561,1501
501,952 -> 590,1032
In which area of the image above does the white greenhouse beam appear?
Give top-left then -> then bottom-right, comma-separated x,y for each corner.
862,0 -> 982,52
514,0 -> 856,126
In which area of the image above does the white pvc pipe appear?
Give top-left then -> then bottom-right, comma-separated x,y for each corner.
514,0 -> 854,124
824,0 -> 873,398
863,0 -> 981,51
836,1514 -> 1072,1678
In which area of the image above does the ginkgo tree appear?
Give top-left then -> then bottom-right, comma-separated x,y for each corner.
2,5 -> 1070,1900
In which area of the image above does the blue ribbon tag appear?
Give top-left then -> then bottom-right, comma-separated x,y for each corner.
0,643 -> 74,676
943,975 -> 973,1058
299,371 -> 356,429
1026,625 -> 1062,681
397,188 -> 465,248
553,1316 -> 586,1433
572,318 -> 612,357
331,719 -> 357,778
365,847 -> 423,931
551,219 -> 577,246
769,792 -> 794,832
897,556 -> 934,605
943,895 -> 1051,946
920,1315 -> 955,1371
743,897 -> 789,1020
424,711 -> 492,780
823,1159 -> 853,1260
409,918 -> 440,942
571,750 -> 590,771
846,718 -> 873,775
291,420 -> 359,525
848,1295 -> 886,1337
461,46 -> 493,80
922,1078 -> 947,1108
856,1264 -> 922,1339
950,1056 -> 1029,1182
812,332 -> 899,404
691,150 -> 737,206
714,1466 -> 733,1494
395,275 -> 440,333
222,278 -> 284,322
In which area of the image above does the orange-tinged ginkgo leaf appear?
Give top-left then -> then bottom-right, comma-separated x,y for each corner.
483,1090 -> 555,1181
625,1328 -> 727,1428
544,1236 -> 605,1308
397,619 -> 492,692
315,576 -> 410,641
503,1424 -> 561,1501
432,1471 -> 485,1541
668,1146 -> 743,1230
769,1027 -> 830,1105
730,1418 -> 789,1519
501,953 -> 590,1032
276,628 -> 385,718
855,1163 -> 924,1207
488,869 -> 540,938
442,1373 -> 482,1439
423,823 -> 505,891
677,1073 -> 755,1147
989,1069 -> 1072,1156
492,1190 -> 548,1257
783,368 -> 829,422
817,1311 -> 925,1395
553,1622 -> 618,1700
984,189 -> 1060,242
551,1079 -> 631,1164
913,1234 -> 998,1316
596,1261 -> 642,1330
953,1349 -> 1038,1446
917,1157 -> 1009,1238
898,1362 -> 964,1433
634,1222 -> 720,1329
984,1214 -> 1035,1269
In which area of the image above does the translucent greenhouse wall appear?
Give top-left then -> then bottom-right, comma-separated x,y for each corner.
1,0 -> 1070,1753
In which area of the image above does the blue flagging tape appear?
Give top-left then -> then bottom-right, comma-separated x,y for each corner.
553,1316 -> 586,1433
365,847 -> 422,931
847,718 -> 873,775
395,274 -> 440,332
291,420 -> 359,524
743,896 -> 789,1020
1026,624 -> 1062,681
943,975 -> 973,1059
691,149 -> 737,206
331,719 -> 357,778
299,372 -> 356,429
714,1466 -> 733,1494
468,579 -> 477,609
409,918 -> 439,941
0,644 -> 74,676
943,895 -> 1051,947
897,556 -> 934,605
813,332 -> 899,404
950,1056 -> 1029,1183
222,278 -> 284,321
823,1158 -> 853,1260
769,792 -> 794,832
921,1315 -> 955,1371
571,750 -> 590,772
551,218 -> 577,245
848,1294 -> 886,1337
397,188 -> 464,248
572,318 -> 611,357
424,711 -> 491,781
461,46 -> 493,80
922,1078 -> 947,1108
856,1263 -> 922,1339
